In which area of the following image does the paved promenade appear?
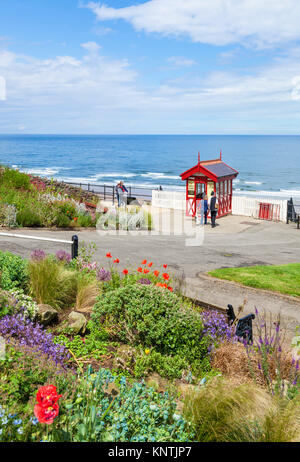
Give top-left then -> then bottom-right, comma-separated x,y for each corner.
0,212 -> 299,338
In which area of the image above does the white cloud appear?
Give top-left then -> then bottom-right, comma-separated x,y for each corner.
81,41 -> 102,54
87,0 -> 300,48
167,56 -> 196,67
291,76 -> 300,101
0,42 -> 300,133
0,76 -> 6,100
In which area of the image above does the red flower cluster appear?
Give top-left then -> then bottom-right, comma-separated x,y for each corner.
34,385 -> 62,425
156,282 -> 173,291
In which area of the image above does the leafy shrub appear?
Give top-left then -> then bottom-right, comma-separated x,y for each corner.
76,213 -> 94,227
17,208 -> 42,227
53,330 -> 108,361
0,341 -> 76,415
92,284 -> 211,366
55,212 -> 71,228
134,350 -> 188,379
0,251 -> 29,291
28,256 -> 78,309
1,168 -> 31,190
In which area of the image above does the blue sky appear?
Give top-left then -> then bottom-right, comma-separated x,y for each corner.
0,0 -> 300,134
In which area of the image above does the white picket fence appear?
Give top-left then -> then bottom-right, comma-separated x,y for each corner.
152,191 -> 287,222
232,196 -> 287,222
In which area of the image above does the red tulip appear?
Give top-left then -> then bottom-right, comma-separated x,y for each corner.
148,262 -> 153,267
142,260 -> 147,265
162,273 -> 170,281
143,268 -> 150,274
123,269 -> 129,275
106,252 -> 112,258
137,267 -> 143,273
153,270 -> 160,277
114,258 -> 119,263
163,264 -> 168,269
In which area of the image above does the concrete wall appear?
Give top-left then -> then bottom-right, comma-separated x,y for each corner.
152,190 -> 287,222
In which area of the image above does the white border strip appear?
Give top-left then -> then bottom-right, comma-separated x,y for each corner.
0,233 -> 72,245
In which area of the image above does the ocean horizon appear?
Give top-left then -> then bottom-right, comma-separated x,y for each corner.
1,134 -> 300,199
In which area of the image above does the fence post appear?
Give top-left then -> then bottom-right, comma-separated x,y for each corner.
113,186 -> 115,204
71,235 -> 79,259
104,185 -> 106,201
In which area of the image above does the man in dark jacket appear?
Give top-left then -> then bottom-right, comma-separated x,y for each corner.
209,191 -> 218,228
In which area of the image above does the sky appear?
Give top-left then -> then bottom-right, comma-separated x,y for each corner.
0,0 -> 300,134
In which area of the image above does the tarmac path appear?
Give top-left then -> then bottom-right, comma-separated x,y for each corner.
0,214 -> 299,338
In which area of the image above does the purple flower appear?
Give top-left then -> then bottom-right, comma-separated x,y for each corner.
137,278 -> 152,285
30,249 -> 46,261
201,310 -> 237,345
96,267 -> 111,282
0,314 -> 70,369
56,250 -> 71,264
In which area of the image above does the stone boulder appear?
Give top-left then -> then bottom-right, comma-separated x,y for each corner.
36,304 -> 59,326
66,311 -> 87,335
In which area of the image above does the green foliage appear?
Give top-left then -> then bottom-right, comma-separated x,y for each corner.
183,377 -> 300,442
17,208 -> 42,227
76,213 -> 94,227
134,350 -> 188,380
45,367 -> 191,442
55,212 -> 71,228
92,284 -> 211,368
0,289 -> 38,320
0,342 -> 76,415
28,256 -> 78,310
54,323 -> 109,361
58,202 -> 77,220
0,167 -> 31,190
0,251 -> 29,291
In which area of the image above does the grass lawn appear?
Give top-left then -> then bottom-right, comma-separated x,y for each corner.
208,263 -> 300,298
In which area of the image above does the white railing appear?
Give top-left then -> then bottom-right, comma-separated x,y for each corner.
152,190 -> 186,210
152,191 -> 288,222
232,196 -> 287,222
0,233 -> 79,258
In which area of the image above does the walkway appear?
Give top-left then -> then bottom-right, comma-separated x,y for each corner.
0,212 -> 299,338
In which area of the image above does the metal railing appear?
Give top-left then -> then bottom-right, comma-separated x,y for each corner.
61,181 -> 153,204
0,233 -> 79,259
287,198 -> 300,228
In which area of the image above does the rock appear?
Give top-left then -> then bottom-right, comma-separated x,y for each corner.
67,311 -> 87,335
112,345 -> 136,372
36,304 -> 59,326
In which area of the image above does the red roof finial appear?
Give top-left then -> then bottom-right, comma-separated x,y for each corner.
198,151 -> 200,164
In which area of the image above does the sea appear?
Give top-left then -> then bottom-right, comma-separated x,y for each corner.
0,134 -> 300,199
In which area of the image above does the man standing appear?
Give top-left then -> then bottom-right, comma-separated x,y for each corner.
209,191 -> 218,228
115,181 -> 128,207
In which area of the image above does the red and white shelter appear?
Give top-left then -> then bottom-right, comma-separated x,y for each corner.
180,151 -> 239,218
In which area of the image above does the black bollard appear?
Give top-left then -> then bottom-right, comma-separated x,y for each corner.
71,235 -> 79,260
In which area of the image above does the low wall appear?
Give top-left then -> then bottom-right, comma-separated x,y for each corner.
152,191 -> 288,222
